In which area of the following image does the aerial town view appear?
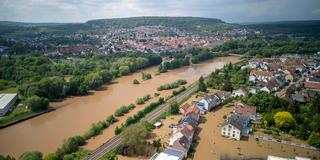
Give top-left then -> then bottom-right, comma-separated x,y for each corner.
0,0 -> 320,160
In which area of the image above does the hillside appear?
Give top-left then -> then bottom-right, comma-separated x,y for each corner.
245,20 -> 320,37
0,17 -> 234,37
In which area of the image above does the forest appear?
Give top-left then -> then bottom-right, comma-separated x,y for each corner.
0,52 -> 162,111
214,37 -> 320,57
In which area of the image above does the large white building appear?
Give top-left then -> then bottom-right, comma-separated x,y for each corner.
221,114 -> 251,141
0,93 -> 17,117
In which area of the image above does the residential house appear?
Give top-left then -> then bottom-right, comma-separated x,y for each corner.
198,94 -> 221,111
171,135 -> 190,158
233,102 -> 258,120
221,114 -> 251,140
178,114 -> 198,127
191,101 -> 206,114
232,88 -> 245,97
176,124 -> 194,141
302,81 -> 320,99
180,103 -> 191,114
216,91 -> 231,100
249,70 -> 274,82
150,148 -> 184,160
183,106 -> 200,121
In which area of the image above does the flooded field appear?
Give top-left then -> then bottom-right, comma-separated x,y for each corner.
0,56 -> 240,157
193,107 -> 320,160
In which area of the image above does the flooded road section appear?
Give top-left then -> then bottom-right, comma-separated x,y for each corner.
0,56 -> 239,157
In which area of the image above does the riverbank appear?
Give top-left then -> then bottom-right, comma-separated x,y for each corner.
0,107 -> 55,129
0,56 -> 240,157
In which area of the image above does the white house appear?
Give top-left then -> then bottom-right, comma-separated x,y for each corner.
249,70 -> 274,82
221,122 -> 242,140
232,88 -> 245,97
150,148 -> 184,160
221,114 -> 251,141
198,94 -> 221,111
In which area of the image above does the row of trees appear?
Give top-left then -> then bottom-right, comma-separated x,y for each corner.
136,94 -> 151,105
157,79 -> 187,91
115,97 -> 165,135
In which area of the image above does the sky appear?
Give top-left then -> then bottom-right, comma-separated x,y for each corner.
0,0 -> 320,23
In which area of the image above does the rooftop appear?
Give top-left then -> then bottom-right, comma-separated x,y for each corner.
251,70 -> 274,76
0,93 -> 17,110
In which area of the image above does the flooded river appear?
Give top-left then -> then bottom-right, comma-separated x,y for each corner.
0,56 -> 239,157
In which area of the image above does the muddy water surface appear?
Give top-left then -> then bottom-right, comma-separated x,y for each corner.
0,56 -> 239,157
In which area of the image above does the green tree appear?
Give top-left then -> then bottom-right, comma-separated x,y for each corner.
169,101 -> 180,115
0,155 -> 16,160
114,126 -> 122,135
198,76 -> 207,92
26,95 -> 49,112
19,151 -> 42,160
43,153 -> 58,160
120,123 -> 150,156
273,111 -> 295,130
119,66 -> 130,76
84,73 -> 103,89
39,77 -> 64,99
307,132 -> 320,148
222,78 -> 233,91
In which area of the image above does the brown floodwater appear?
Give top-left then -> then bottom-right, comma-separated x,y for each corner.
0,56 -> 239,157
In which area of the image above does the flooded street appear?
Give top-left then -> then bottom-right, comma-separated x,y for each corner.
0,56 -> 239,157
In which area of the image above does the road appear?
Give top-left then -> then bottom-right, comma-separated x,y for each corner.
85,84 -> 198,160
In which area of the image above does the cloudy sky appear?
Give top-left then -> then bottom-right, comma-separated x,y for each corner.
0,0 -> 320,23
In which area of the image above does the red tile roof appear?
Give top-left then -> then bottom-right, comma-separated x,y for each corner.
184,106 -> 200,118
234,102 -> 256,116
303,82 -> 320,90
180,103 -> 191,112
251,70 -> 274,76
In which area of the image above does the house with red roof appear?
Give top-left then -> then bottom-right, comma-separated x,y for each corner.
180,103 -> 190,114
249,70 -> 274,82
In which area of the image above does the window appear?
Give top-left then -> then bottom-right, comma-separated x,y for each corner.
228,133 -> 230,136
233,131 -> 235,133
233,134 -> 235,137
223,132 -> 226,135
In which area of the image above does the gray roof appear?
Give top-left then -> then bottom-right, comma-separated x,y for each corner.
222,114 -> 250,130
308,77 -> 320,83
179,114 -> 198,127
204,94 -> 221,105
163,148 -> 184,159
291,93 -> 305,103
0,93 -> 17,109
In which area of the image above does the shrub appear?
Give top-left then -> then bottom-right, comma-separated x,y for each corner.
106,115 -> 117,124
133,79 -> 140,84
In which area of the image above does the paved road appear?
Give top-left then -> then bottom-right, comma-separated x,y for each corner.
85,85 -> 198,160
